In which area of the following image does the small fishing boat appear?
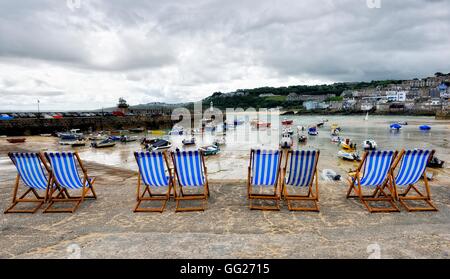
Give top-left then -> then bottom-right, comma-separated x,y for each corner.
120,135 -> 138,143
419,125 -> 431,131
427,156 -> 445,168
146,139 -> 172,151
362,140 -> 377,150
7,138 -> 26,144
398,121 -> 408,125
58,129 -> 84,140
339,138 -> 357,152
71,139 -> 87,147
182,137 -> 196,146
280,134 -> 293,149
338,151 -> 361,162
282,118 -> 294,125
91,139 -> 116,148
256,122 -> 271,128
390,123 -> 402,130
200,145 -> 220,156
331,136 -> 342,143
298,135 -> 307,143
308,126 -> 318,136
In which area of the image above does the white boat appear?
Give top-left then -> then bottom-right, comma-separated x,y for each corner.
91,139 -> 116,148
331,136 -> 342,143
120,135 -> 138,143
321,169 -> 341,181
182,137 -> 196,146
338,151 -> 361,162
169,125 -> 184,135
280,134 -> 293,149
362,139 -> 377,150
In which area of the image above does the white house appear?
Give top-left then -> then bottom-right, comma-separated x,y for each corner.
386,91 -> 407,102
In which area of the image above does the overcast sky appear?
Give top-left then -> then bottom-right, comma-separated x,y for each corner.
0,0 -> 449,111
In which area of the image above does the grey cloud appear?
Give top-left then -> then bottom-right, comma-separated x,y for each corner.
0,0 -> 449,110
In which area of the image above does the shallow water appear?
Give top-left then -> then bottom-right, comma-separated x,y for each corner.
2,114 -> 449,182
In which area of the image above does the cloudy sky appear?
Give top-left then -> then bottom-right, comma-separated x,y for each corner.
0,0 -> 449,111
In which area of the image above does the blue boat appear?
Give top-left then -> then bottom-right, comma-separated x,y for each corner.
308,126 -> 318,136
0,114 -> 14,121
419,125 -> 431,131
390,123 -> 402,130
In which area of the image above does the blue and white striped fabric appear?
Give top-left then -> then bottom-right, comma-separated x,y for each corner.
46,152 -> 85,189
395,150 -> 431,186
251,150 -> 281,186
359,151 -> 396,187
286,150 -> 318,187
135,152 -> 169,187
10,153 -> 48,190
173,150 -> 205,187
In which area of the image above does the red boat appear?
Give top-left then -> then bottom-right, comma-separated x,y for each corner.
282,118 -> 294,125
256,122 -> 271,128
7,138 -> 26,144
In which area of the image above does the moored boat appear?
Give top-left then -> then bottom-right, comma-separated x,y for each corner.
308,126 -> 318,136
419,125 -> 431,131
362,139 -> 377,150
91,139 -> 116,148
182,137 -> 196,146
282,118 -> 294,125
145,139 -> 172,151
7,138 -> 26,144
280,133 -> 293,149
200,145 -> 220,156
390,123 -> 402,130
71,139 -> 87,147
338,151 -> 361,162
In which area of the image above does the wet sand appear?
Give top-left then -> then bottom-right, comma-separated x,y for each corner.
0,115 -> 449,258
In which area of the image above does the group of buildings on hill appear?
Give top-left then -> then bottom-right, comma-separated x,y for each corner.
288,73 -> 450,114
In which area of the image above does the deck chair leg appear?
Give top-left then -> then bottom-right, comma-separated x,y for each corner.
134,185 -> 170,213
175,185 -> 207,212
397,182 -> 438,212
4,178 -> 45,214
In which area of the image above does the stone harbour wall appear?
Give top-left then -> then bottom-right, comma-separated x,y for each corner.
0,115 -> 176,136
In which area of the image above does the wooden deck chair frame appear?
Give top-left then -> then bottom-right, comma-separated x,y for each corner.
390,149 -> 438,212
281,150 -> 320,212
44,152 -> 97,213
171,151 -> 209,212
247,149 -> 282,211
4,153 -> 51,214
346,151 -> 400,213
134,151 -> 174,213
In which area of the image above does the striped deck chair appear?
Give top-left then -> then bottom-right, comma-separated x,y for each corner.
282,150 -> 320,211
390,149 -> 437,212
171,150 -> 209,212
346,150 -> 399,213
44,152 -> 97,213
247,149 -> 282,211
4,153 -> 52,214
134,151 -> 174,213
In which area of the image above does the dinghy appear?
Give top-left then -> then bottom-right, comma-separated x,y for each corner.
91,139 -> 116,148
338,151 -> 361,162
182,137 -> 196,146
362,139 -> 377,150
419,125 -> 431,131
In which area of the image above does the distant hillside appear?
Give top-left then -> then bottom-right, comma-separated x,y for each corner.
99,79 -> 405,111
202,80 -> 404,109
